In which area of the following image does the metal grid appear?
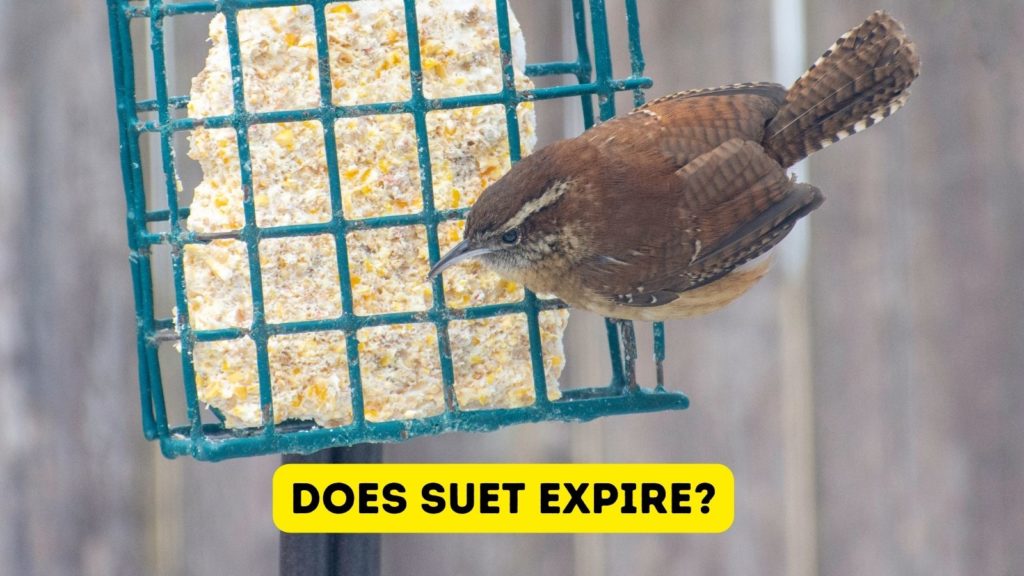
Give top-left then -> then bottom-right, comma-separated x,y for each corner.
106,0 -> 689,462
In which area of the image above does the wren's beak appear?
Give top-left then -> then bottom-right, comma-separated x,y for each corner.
427,240 -> 493,280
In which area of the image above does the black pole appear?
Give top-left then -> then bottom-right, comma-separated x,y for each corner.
279,444 -> 383,576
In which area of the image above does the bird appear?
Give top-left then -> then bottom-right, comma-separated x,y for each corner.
428,11 -> 920,322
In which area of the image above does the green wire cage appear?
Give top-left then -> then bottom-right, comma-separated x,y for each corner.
106,0 -> 689,462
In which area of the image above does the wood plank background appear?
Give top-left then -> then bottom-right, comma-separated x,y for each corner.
2,1 -> 1022,574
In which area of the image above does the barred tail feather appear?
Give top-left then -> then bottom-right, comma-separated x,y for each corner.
765,11 -> 920,168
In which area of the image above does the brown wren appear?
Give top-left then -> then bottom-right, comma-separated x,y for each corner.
429,11 -> 920,321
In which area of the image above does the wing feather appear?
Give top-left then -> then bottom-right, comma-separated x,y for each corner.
578,139 -> 823,307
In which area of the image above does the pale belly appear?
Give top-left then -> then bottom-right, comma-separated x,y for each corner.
561,255 -> 773,321
496,253 -> 775,322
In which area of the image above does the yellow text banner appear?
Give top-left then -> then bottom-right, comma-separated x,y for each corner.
273,463 -> 733,533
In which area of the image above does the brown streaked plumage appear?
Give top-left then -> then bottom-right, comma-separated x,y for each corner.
430,11 -> 920,321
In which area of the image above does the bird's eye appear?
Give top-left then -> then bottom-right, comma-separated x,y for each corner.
501,229 -> 520,245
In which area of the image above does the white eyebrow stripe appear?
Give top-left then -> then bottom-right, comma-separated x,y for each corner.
499,180 -> 572,231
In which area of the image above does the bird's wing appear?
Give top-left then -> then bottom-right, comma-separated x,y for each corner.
585,82 -> 788,168
578,138 -> 823,307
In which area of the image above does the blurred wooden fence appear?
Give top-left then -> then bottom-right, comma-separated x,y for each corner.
1,1 -> 1022,575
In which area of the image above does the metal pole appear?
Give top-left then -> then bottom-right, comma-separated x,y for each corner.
279,444 -> 384,576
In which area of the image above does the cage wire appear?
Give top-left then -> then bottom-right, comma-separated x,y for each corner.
106,0 -> 689,462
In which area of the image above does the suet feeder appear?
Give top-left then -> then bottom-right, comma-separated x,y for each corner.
106,0 -> 689,462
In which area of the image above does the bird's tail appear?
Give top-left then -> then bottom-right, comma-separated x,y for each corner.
764,11 -> 920,168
